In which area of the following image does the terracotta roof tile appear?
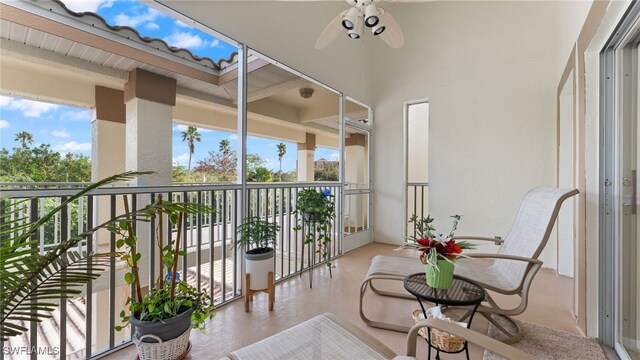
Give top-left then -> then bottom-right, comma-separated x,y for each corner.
51,0 -> 238,71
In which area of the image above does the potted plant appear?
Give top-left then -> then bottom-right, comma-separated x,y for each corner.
399,214 -> 475,289
0,172 -> 184,340
235,216 -> 280,310
0,172 -> 144,341
109,195 -> 215,360
294,188 -> 336,283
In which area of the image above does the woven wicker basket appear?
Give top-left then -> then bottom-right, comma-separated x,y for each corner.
411,309 -> 465,352
133,326 -> 191,360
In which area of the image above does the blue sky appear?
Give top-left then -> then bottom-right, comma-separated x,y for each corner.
0,0 -> 339,173
63,0 -> 237,62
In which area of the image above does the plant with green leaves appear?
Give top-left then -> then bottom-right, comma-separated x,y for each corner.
109,195 -> 215,334
0,172 -> 151,340
235,216 -> 280,254
293,188 -> 336,270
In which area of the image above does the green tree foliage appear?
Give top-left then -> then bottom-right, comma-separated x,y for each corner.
180,126 -> 201,170
14,131 -> 34,148
172,165 -> 210,183
219,139 -> 231,155
0,144 -> 91,182
280,171 -> 297,182
314,161 -> 339,181
248,166 -> 273,182
193,140 -> 267,182
276,143 -> 286,181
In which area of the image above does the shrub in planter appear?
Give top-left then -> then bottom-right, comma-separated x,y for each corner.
235,216 -> 280,290
110,196 -> 215,359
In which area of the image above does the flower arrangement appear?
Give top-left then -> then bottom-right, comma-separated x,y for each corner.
400,214 -> 475,269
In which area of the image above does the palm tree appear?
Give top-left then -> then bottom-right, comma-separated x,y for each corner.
181,126 -> 201,170
219,139 -> 231,156
14,131 -> 34,148
276,143 -> 286,181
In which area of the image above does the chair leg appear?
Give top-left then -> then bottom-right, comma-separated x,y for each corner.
369,280 -> 416,300
244,273 -> 251,312
359,279 -> 412,333
482,313 -> 524,344
268,272 -> 274,311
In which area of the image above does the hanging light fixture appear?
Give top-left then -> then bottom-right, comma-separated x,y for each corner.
364,3 -> 379,27
342,6 -> 361,30
348,15 -> 363,39
372,21 -> 385,36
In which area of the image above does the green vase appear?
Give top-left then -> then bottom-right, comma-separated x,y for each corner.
425,259 -> 455,289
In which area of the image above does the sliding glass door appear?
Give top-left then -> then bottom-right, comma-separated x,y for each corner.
619,41 -> 639,360
601,5 -> 640,358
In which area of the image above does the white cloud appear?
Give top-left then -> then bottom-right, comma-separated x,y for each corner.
210,39 -> 221,48
52,129 -> 71,138
145,22 -> 160,30
114,8 -> 161,28
62,0 -> 113,13
163,31 -> 206,49
1,97 -> 60,117
173,152 -> 190,166
228,134 -> 238,141
0,120 -> 9,129
54,141 -> 91,152
62,110 -> 90,121
174,20 -> 189,28
0,96 -> 12,107
264,159 -> 278,170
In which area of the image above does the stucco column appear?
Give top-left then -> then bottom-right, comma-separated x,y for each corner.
297,133 -> 316,182
92,86 -> 126,181
91,86 -> 128,350
124,68 -> 176,186
345,134 -> 367,231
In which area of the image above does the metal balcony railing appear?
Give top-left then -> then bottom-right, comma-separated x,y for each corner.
407,182 -> 429,238
0,181 -> 341,360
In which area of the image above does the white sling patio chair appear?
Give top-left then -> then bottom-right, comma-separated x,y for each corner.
219,313 -> 535,360
359,187 -> 579,343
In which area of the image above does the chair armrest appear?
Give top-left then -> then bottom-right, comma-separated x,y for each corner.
464,253 -> 542,265
405,319 -> 535,360
455,236 -> 504,245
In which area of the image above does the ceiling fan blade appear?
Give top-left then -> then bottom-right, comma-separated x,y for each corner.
379,10 -> 405,48
315,12 -> 345,49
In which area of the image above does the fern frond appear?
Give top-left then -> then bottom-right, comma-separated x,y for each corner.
0,250 -> 115,340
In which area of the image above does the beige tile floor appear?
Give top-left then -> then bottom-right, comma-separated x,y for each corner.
105,243 -> 580,360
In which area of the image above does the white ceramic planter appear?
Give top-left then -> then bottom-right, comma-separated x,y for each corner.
245,248 -> 275,290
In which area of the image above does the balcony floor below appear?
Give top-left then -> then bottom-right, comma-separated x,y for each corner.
104,243 -> 581,360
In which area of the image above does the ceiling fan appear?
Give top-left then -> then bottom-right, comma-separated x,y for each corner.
315,0 -> 410,49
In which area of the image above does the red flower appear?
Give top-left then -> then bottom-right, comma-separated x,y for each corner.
440,239 -> 462,255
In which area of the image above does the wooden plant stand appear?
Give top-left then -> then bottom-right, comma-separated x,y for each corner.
244,272 -> 274,312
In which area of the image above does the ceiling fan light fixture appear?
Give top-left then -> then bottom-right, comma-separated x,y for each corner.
342,7 -> 360,30
348,16 -> 363,39
372,22 -> 385,36
364,4 -> 379,27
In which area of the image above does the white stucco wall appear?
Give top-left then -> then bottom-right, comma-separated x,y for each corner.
370,1 -> 592,268
157,0 -> 593,269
